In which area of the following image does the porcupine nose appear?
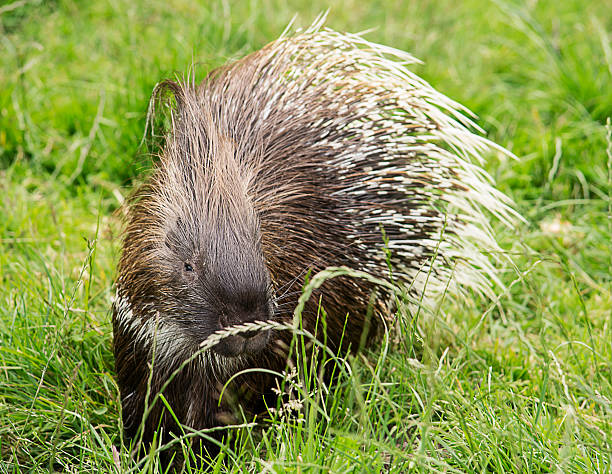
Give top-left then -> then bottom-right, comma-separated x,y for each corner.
215,302 -> 271,357
218,287 -> 271,331
220,308 -> 265,335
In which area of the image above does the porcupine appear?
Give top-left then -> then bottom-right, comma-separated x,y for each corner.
112,21 -> 517,463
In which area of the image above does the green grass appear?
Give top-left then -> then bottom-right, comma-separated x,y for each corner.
1,0 -> 611,471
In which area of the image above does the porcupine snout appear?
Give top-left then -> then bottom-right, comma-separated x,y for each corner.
212,284 -> 272,357
203,233 -> 273,358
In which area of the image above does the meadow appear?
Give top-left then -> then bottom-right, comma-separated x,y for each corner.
1,0 -> 611,471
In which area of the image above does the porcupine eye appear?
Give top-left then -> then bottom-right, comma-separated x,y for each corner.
182,261 -> 197,282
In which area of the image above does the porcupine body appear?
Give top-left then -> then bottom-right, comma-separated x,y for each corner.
113,22 -> 516,462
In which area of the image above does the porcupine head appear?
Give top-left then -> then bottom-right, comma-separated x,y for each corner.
112,82 -> 283,458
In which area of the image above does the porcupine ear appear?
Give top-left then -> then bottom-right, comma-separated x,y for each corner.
141,79 -> 186,160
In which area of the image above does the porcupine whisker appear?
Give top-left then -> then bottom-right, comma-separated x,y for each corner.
273,291 -> 305,304
271,237 -> 372,299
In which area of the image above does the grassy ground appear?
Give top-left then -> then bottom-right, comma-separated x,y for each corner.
1,0 -> 611,471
